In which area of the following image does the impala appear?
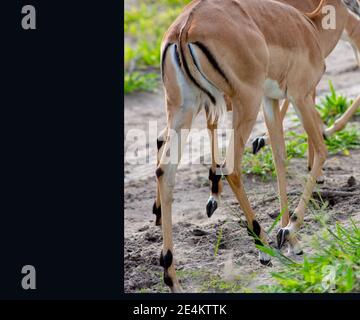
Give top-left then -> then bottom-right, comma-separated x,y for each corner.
153,0 -> 360,292
251,1 -> 360,155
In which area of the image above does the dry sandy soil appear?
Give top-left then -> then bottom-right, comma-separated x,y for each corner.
124,40 -> 360,293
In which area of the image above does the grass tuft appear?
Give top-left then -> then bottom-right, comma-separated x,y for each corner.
259,220 -> 360,293
125,0 -> 191,93
242,82 -> 360,178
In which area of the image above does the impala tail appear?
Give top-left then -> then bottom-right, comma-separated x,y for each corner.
161,19 -> 232,123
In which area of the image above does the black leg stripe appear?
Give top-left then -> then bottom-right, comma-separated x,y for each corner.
247,220 -> 264,246
157,139 -> 164,151
252,220 -> 261,237
156,168 -> 164,178
160,252 -> 164,268
160,250 -> 173,269
152,202 -> 162,225
209,168 -> 222,194
164,274 -> 174,287
174,44 -> 181,68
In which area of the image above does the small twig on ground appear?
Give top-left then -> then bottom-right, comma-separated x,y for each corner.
254,188 -> 360,208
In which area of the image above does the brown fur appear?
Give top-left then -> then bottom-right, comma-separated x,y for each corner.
154,0 -> 360,292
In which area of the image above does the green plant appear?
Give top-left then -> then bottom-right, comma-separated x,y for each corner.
242,147 -> 276,180
242,131 -> 308,179
286,131 -> 308,159
259,217 -> 360,293
325,125 -> 360,155
124,72 -> 159,94
125,0 -> 191,93
214,226 -> 224,257
246,122 -> 360,179
200,275 -> 253,293
316,81 -> 353,126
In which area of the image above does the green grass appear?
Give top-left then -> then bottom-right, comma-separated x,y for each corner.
242,147 -> 276,179
124,0 -> 191,93
200,274 -> 255,293
316,81 -> 353,126
243,125 -> 360,180
178,269 -> 255,293
124,72 -> 159,94
241,131 -> 309,180
214,226 -> 224,257
242,82 -> 360,179
286,131 -> 308,159
259,219 -> 360,293
138,267 -> 255,293
325,124 -> 360,155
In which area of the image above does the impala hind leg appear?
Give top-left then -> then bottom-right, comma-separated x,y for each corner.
206,113 -> 223,218
277,95 -> 328,249
157,108 -> 195,293
153,126 -> 168,226
309,97 -> 326,184
308,136 -> 325,185
224,94 -> 272,265
252,100 -> 290,154
262,98 -> 302,255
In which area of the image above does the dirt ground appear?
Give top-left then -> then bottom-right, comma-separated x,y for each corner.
124,41 -> 360,293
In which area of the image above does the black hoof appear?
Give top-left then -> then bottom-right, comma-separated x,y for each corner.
268,209 -> 295,220
260,259 -> 272,267
252,137 -> 266,154
206,199 -> 218,218
276,228 -> 290,249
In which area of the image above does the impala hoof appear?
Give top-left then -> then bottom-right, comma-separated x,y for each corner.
276,228 -> 290,249
316,176 -> 325,184
206,196 -> 218,218
260,259 -> 273,267
252,136 -> 266,154
259,251 -> 272,266
307,167 -> 325,184
288,238 -> 304,256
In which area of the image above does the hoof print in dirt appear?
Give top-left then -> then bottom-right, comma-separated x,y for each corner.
252,136 -> 266,154
192,228 -> 209,236
138,225 -> 150,232
276,228 -> 290,249
268,210 -> 279,219
145,231 -> 161,243
347,176 -> 357,187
